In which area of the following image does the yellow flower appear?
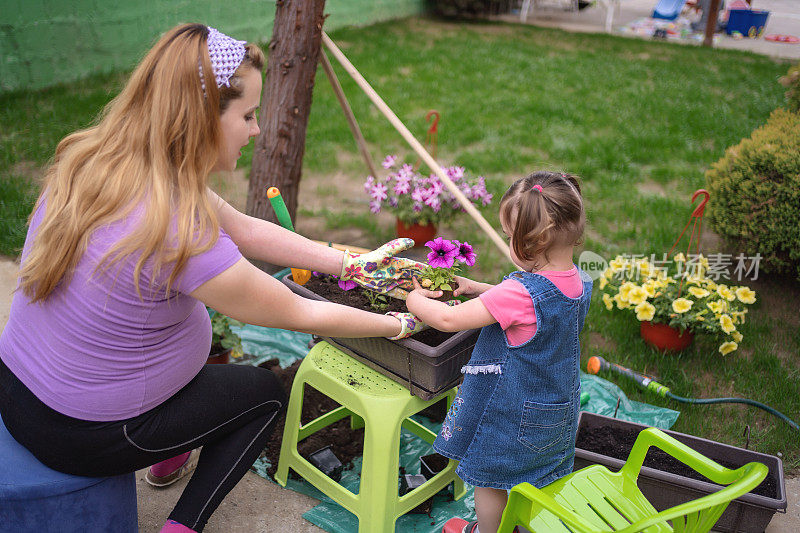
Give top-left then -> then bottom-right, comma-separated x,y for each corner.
688,286 -> 710,298
720,314 -> 736,334
599,276 -> 608,290
674,252 -> 686,263
735,286 -> 756,304
637,259 -> 651,277
635,302 -> 656,321
603,293 -> 614,311
704,279 -> 718,290
642,280 -> 656,297
602,268 -> 614,280
627,286 -> 649,305
716,284 -> 736,301
732,331 -> 743,343
719,341 -> 738,355
618,281 -> 636,302
697,254 -> 710,268
614,293 -> 631,309
609,257 -> 627,271
707,300 -> 727,314
672,298 -> 693,313
732,310 -> 748,324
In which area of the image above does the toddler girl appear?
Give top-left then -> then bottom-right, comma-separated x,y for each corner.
406,171 -> 592,533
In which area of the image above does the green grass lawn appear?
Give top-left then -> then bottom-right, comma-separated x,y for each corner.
1,17 -> 798,467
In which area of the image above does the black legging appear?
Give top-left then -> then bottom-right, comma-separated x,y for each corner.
0,356 -> 286,532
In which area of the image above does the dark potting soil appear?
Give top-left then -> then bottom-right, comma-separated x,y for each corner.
256,356 -> 449,479
301,275 -> 455,346
576,424 -> 777,499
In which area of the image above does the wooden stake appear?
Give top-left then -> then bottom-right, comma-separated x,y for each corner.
319,48 -> 380,179
321,32 -> 511,261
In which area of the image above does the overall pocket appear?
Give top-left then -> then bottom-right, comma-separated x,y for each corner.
517,400 -> 570,453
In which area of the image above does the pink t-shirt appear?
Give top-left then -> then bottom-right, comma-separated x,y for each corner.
0,200 -> 242,421
479,267 -> 584,346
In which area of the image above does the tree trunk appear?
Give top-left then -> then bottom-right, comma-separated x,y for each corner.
247,0 -> 326,236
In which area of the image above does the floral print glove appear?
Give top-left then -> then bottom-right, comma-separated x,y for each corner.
340,238 -> 424,300
386,311 -> 428,340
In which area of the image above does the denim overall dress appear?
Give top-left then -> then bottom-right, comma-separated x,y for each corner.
433,267 -> 592,490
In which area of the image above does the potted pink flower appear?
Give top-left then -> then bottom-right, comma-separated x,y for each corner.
417,237 -> 477,301
364,155 -> 492,244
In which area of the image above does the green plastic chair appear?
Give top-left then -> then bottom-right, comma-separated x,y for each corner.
274,341 -> 466,533
498,427 -> 768,533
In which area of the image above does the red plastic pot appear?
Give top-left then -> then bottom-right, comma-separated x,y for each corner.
640,321 -> 694,352
395,219 -> 436,247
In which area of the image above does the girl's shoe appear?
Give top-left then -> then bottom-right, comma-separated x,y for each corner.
145,449 -> 199,487
442,518 -> 478,533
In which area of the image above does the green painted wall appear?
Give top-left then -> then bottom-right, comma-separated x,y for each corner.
0,0 -> 425,93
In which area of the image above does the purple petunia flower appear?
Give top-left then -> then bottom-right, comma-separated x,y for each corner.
338,279 -> 357,291
455,240 -> 477,266
382,155 -> 398,169
369,199 -> 382,214
425,237 -> 458,268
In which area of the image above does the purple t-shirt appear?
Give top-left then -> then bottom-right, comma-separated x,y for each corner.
0,200 -> 242,421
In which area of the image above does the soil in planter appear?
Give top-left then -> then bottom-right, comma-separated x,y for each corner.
576,424 -> 777,499
256,357 -> 449,479
301,275 -> 455,346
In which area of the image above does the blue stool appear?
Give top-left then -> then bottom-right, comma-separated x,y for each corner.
0,413 -> 138,533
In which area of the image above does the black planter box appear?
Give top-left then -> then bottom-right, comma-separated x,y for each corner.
281,273 -> 480,400
575,411 -> 786,533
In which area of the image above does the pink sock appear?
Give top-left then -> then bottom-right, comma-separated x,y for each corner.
159,519 -> 195,533
149,451 -> 191,477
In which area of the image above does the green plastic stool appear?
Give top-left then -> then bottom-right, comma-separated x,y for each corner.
275,341 -> 466,533
497,427 -> 768,533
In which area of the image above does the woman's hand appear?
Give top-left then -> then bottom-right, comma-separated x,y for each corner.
385,311 -> 427,339
340,238 -> 424,300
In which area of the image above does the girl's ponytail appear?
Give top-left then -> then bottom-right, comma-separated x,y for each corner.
500,171 -> 585,269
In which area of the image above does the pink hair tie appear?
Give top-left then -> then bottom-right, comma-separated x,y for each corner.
532,184 -> 543,193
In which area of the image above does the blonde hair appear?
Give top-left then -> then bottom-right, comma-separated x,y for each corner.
19,24 -> 265,302
499,171 -> 585,270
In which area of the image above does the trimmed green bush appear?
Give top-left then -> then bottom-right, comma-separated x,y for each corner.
705,108 -> 800,280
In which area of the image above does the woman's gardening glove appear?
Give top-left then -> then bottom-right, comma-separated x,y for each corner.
340,238 -> 424,300
386,311 -> 428,340
385,299 -> 461,340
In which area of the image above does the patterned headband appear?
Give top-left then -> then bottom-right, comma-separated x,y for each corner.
200,27 -> 247,95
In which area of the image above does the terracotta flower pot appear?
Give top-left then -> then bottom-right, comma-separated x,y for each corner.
395,219 -> 437,247
640,321 -> 694,352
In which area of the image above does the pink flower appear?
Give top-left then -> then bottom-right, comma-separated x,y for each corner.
369,199 -> 382,213
382,155 -> 398,169
424,195 -> 441,212
338,279 -> 357,291
454,240 -> 477,266
363,176 -> 375,193
370,182 -> 388,202
425,237 -> 458,268
411,187 -> 426,204
393,180 -> 410,195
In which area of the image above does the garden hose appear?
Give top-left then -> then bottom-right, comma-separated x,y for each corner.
586,355 -> 799,431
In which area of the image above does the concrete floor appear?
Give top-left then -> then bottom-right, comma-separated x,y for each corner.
3,5 -> 800,529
